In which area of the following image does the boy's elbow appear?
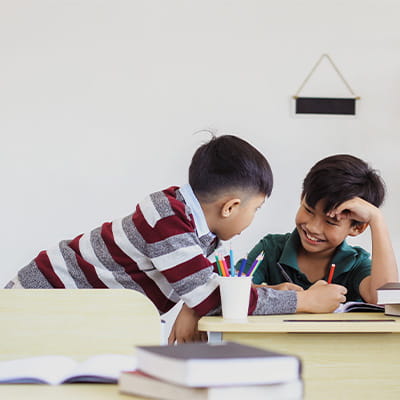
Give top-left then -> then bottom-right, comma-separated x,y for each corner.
359,277 -> 377,304
362,292 -> 377,304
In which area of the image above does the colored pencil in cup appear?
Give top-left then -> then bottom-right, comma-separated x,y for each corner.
215,255 -> 225,276
229,245 -> 235,277
216,253 -> 229,276
246,251 -> 265,277
238,257 -> 247,276
220,256 -> 230,277
214,255 -> 221,276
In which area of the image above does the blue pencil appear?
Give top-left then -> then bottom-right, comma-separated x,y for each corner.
229,247 -> 235,277
238,258 -> 247,276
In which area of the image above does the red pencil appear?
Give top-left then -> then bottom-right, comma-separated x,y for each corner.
327,263 -> 336,284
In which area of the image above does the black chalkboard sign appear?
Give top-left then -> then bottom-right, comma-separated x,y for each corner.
295,97 -> 356,115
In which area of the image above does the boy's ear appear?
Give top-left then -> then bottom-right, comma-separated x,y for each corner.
348,222 -> 369,237
221,198 -> 241,218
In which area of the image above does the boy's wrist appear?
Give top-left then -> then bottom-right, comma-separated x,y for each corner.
295,291 -> 309,313
368,209 -> 385,229
181,303 -> 200,319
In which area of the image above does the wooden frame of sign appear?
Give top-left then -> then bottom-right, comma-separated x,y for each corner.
294,97 -> 356,115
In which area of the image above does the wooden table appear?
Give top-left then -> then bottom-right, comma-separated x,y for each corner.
199,313 -> 400,400
0,289 -> 162,399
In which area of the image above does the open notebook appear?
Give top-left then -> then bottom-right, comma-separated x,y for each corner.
334,301 -> 384,313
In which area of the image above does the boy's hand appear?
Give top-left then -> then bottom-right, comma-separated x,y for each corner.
168,303 -> 208,344
327,196 -> 378,224
253,283 -> 304,291
296,280 -> 347,313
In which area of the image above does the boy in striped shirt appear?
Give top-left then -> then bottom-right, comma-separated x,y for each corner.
6,135 -> 347,342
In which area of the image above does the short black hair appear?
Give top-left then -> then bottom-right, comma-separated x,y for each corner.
302,154 -> 385,213
189,134 -> 273,202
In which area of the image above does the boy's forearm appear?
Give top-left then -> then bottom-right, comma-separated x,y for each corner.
366,214 -> 398,302
253,285 -> 339,314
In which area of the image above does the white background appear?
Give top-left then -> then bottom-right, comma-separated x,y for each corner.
1,0 -> 400,294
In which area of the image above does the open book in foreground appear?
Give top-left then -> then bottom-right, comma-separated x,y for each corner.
0,354 -> 136,385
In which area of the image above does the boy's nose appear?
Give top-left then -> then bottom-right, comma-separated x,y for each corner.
306,218 -> 323,234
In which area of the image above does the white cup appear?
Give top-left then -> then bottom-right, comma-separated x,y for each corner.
218,276 -> 252,321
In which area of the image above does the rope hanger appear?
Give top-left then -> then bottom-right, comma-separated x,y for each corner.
293,54 -> 360,100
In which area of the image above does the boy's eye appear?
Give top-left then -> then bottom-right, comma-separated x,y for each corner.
326,220 -> 338,226
304,206 -> 313,214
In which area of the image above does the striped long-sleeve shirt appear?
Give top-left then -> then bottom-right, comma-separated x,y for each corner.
11,185 -> 297,316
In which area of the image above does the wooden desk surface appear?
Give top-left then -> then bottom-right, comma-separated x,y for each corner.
199,313 -> 400,400
0,384 -> 147,400
199,312 -> 400,333
0,289 -> 162,399
0,289 -> 162,360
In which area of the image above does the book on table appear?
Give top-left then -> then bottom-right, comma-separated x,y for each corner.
377,282 -> 400,304
135,341 -> 301,387
119,369 -> 303,400
0,354 -> 136,385
384,304 -> 400,317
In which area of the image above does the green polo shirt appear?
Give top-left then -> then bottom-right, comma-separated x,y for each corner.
238,229 -> 371,302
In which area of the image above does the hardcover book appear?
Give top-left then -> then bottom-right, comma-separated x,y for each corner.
135,341 -> 301,387
384,303 -> 400,317
119,370 -> 303,400
377,282 -> 400,304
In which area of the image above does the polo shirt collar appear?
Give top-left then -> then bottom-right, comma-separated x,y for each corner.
279,229 -> 361,274
179,184 -> 214,238
279,230 -> 301,270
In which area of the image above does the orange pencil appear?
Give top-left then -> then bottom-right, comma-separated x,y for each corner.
220,256 -> 230,277
327,263 -> 336,284
215,254 -> 228,276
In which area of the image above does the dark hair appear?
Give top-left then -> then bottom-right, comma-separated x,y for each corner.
302,154 -> 385,214
189,134 -> 273,202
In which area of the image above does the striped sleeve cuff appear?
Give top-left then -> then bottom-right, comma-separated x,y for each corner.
252,287 -> 297,315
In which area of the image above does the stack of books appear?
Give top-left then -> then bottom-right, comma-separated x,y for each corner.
377,282 -> 400,316
118,341 -> 303,400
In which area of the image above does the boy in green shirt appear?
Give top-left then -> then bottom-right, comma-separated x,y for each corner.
243,154 -> 398,303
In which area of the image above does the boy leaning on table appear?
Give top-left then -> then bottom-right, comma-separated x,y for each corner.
244,154 -> 398,304
5,134 -> 347,343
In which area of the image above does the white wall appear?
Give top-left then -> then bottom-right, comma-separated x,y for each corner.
1,0 -> 400,287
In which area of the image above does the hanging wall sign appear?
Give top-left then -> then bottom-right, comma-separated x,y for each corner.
293,54 -> 360,115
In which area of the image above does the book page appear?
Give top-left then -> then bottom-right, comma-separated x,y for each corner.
63,354 -> 137,383
334,301 -> 384,313
0,355 -> 77,384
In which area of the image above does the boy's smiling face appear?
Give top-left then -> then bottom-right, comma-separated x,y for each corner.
295,198 -> 360,257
